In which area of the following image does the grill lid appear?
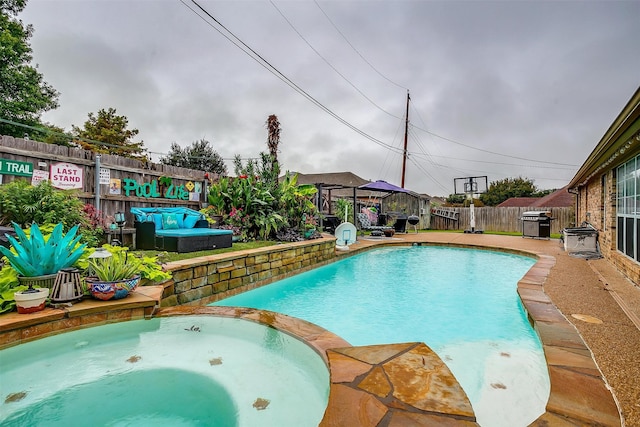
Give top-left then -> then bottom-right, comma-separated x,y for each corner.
522,211 -> 551,217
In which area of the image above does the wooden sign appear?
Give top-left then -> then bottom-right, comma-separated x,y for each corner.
50,162 -> 83,190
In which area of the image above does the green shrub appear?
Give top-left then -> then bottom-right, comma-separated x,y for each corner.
0,267 -> 21,313
335,198 -> 353,224
0,180 -> 104,246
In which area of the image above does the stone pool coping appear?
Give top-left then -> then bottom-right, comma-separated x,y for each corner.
1,299 -> 478,425
343,233 -> 622,426
0,233 -> 624,426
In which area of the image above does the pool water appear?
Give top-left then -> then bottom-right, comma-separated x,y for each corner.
213,246 -> 551,426
0,316 -> 329,427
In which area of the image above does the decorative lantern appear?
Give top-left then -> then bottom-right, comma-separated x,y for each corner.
114,211 -> 126,246
50,268 -> 83,303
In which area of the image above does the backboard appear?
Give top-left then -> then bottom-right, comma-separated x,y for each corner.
454,176 -> 488,195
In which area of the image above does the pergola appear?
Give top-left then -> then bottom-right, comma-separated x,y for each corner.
314,180 -> 417,230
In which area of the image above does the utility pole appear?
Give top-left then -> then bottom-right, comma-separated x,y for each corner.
401,90 -> 410,188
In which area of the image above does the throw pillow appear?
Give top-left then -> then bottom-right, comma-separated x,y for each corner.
162,213 -> 179,230
175,213 -> 185,228
183,214 -> 200,229
152,213 -> 163,230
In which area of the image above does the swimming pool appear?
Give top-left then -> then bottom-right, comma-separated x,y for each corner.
0,316 -> 329,426
212,245 -> 551,426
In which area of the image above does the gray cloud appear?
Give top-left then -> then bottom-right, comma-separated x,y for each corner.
20,0 -> 640,196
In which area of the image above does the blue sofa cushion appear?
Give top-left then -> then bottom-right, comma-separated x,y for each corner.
131,207 -> 204,225
152,213 -> 163,230
132,207 -> 205,230
183,214 -> 200,229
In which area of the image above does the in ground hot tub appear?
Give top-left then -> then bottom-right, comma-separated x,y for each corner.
0,316 -> 329,426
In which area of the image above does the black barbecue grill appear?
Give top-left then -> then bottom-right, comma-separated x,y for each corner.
407,215 -> 419,233
521,211 -> 553,239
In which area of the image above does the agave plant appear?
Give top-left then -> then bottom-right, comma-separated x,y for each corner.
0,222 -> 87,277
88,251 -> 140,282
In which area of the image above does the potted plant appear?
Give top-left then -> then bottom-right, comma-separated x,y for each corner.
302,214 -> 317,238
85,250 -> 141,300
0,222 -> 87,313
199,206 -> 222,228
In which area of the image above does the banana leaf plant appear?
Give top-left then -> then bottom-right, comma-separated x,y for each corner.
0,222 -> 87,277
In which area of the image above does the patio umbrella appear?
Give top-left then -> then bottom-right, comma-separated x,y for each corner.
357,180 -> 411,194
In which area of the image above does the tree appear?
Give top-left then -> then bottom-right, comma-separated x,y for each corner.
479,177 -> 538,206
266,114 -> 280,164
33,122 -> 74,146
71,108 -> 146,160
160,139 -> 227,175
446,194 -> 465,205
0,0 -> 59,138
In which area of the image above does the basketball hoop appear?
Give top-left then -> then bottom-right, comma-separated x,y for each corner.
453,176 -> 487,234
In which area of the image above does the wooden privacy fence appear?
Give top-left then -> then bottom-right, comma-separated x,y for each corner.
0,135 -> 210,227
430,206 -> 575,235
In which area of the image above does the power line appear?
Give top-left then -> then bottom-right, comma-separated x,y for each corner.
0,117 -> 141,153
182,0 -> 405,156
270,0 -> 401,119
405,126 -> 454,192
0,117 -> 244,162
184,0 -> 575,173
404,85 -> 579,170
313,0 -> 408,91
407,155 -> 450,194
411,122 -> 578,167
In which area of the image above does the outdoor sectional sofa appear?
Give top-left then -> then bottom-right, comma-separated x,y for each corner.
131,207 -> 232,253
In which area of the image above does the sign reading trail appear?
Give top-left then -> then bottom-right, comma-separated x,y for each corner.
0,159 -> 33,177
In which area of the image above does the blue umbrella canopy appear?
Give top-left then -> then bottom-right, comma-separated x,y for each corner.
357,180 -> 411,194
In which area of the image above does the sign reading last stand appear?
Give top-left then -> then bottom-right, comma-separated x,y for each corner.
50,162 -> 83,190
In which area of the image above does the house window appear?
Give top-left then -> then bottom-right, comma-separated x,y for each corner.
616,155 -> 640,262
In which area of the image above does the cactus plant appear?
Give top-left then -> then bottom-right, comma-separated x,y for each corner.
0,222 -> 87,277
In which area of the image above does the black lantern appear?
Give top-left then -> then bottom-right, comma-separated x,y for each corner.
114,211 -> 126,246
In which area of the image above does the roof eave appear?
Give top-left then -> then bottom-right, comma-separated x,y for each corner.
569,87 -> 640,189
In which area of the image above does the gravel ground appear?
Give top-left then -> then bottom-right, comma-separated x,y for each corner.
543,246 -> 640,427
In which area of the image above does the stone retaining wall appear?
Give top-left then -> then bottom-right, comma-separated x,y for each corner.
160,236 -> 336,306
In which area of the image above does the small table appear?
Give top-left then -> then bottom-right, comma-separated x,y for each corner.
106,228 -> 137,249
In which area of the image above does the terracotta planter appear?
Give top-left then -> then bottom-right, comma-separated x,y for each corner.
14,288 -> 49,314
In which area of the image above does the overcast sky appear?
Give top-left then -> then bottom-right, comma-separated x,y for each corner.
19,0 -> 640,196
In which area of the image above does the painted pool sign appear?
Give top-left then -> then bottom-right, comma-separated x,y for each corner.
50,162 -> 84,190
121,178 -> 192,200
0,159 -> 33,177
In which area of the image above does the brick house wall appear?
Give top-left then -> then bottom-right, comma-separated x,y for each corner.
570,87 -> 640,285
